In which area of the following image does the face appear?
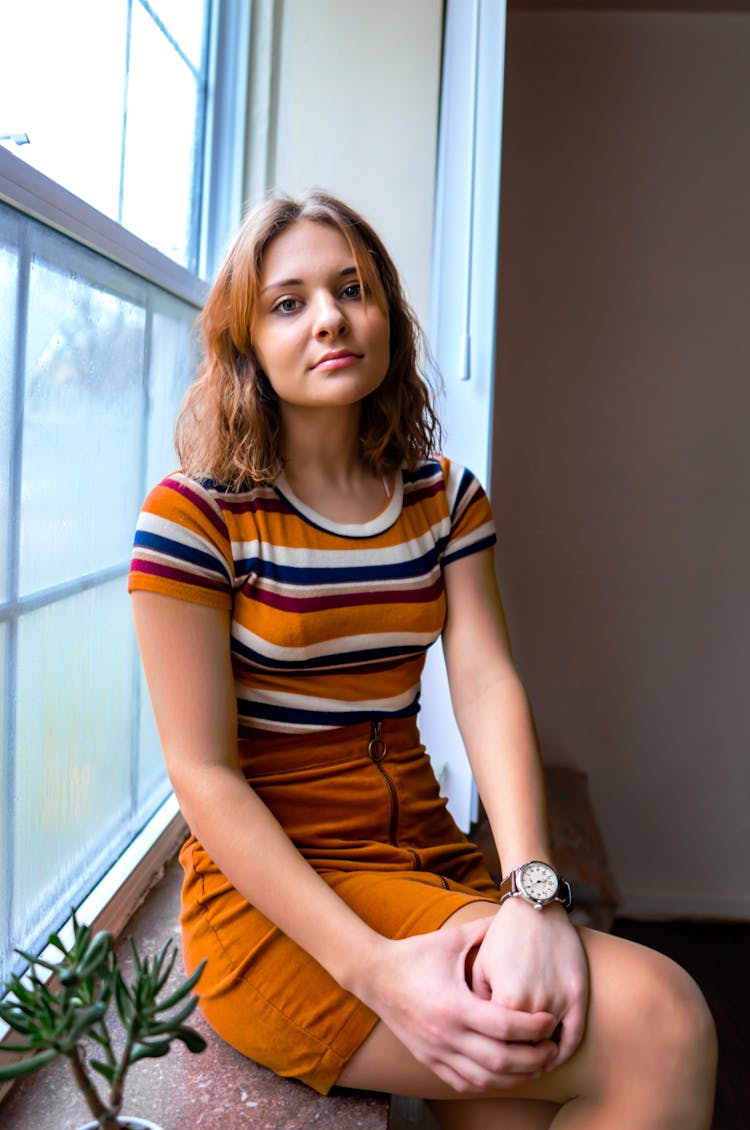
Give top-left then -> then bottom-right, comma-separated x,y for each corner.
251,220 -> 390,415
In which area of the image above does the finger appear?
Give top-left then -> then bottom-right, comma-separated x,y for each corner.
451,914 -> 495,953
460,1030 -> 559,1078
432,1043 -> 558,1094
463,997 -> 558,1044
549,1000 -> 587,1068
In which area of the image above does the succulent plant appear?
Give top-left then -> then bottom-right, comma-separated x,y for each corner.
0,911 -> 206,1129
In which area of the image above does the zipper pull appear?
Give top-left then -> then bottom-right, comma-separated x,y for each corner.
368,720 -> 387,762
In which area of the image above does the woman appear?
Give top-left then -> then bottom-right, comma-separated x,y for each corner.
129,192 -> 716,1128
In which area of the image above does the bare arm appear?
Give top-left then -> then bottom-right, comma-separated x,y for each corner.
442,548 -> 550,871
442,549 -> 589,1066
132,591 -> 386,988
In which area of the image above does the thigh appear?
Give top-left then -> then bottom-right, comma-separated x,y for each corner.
426,1097 -> 559,1130
337,911 -> 714,1109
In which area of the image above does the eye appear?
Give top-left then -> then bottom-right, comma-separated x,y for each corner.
273,296 -> 301,315
341,282 -> 362,301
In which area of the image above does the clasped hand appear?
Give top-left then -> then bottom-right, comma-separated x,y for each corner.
361,902 -> 588,1094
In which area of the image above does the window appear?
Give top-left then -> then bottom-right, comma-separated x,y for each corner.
0,206 -> 199,985
1,0 -> 210,271
0,0 -> 250,987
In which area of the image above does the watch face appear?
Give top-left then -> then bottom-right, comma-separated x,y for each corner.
519,861 -> 559,903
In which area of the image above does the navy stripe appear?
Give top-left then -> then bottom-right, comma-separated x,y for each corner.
403,460 -> 441,485
442,534 -> 496,567
133,530 -> 232,583
231,638 -> 429,671
451,467 -> 476,519
238,698 -> 422,726
234,545 -> 441,584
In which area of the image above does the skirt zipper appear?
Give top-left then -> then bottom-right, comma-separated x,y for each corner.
368,721 -> 422,870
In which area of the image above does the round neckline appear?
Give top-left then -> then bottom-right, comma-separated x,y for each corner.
273,470 -> 403,538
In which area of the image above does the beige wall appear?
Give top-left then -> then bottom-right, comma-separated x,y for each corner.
252,0 -> 443,329
494,10 -> 750,917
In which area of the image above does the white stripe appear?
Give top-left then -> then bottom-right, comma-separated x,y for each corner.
132,546 -> 227,586
237,682 -> 422,714
138,512 -> 232,574
230,528 -> 446,569
444,520 -> 495,558
240,717 -> 343,734
232,620 -> 439,662
251,569 -> 442,600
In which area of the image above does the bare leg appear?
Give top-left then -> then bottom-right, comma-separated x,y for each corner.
337,905 -> 717,1129
427,1096 -> 560,1130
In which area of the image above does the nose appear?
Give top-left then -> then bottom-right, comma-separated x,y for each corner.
311,291 -> 347,340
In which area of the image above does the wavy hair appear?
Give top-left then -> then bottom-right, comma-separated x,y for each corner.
175,191 -> 442,487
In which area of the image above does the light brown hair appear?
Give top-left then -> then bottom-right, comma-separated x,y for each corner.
175,191 -> 441,487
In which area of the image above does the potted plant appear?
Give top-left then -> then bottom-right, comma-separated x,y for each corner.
0,911 -> 207,1130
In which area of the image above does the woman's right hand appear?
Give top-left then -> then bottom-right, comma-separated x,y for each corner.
352,916 -> 560,1093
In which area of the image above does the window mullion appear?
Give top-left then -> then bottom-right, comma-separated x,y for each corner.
1,218 -> 30,986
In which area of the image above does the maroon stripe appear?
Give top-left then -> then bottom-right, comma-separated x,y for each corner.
247,577 -> 444,613
403,480 -> 444,507
163,477 -> 229,539
215,494 -> 288,516
131,558 -> 228,592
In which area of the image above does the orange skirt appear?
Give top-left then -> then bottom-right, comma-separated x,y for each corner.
179,716 -> 501,1094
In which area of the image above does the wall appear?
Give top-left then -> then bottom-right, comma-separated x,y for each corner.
253,0 -> 443,328
494,9 -> 750,917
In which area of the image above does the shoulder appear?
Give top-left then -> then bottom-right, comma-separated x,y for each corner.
403,455 -> 489,514
140,471 -> 229,530
140,471 -> 282,534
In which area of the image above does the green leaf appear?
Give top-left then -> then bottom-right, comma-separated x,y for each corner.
114,971 -> 133,1024
0,1006 -> 33,1034
13,949 -> 60,974
79,932 -> 114,977
172,1026 -> 208,1054
66,1001 -> 108,1041
0,1040 -> 36,1053
142,1002 -> 199,1037
151,959 -> 205,1013
4,980 -> 41,1008
0,1048 -> 58,1081
129,1039 -> 171,1063
90,1059 -> 117,1083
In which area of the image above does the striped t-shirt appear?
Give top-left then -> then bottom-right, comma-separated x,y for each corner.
128,456 -> 496,735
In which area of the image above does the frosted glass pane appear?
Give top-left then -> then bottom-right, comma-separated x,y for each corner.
13,582 -> 135,951
149,0 -> 209,67
122,2 -> 200,267
146,291 -> 198,487
0,227 -> 19,602
0,1 -> 128,221
20,254 -> 145,594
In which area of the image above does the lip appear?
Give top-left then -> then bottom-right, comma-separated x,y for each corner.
311,349 -> 363,371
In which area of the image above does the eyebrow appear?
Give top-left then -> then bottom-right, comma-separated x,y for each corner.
260,265 -> 359,295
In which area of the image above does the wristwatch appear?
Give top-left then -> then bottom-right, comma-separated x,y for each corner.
499,860 -> 573,912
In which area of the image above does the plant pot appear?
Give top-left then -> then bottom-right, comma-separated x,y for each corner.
78,1119 -> 164,1130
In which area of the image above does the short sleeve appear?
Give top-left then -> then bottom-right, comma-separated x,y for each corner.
440,457 -> 497,567
128,473 -> 235,610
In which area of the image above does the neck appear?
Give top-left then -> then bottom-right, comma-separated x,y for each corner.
279,403 -> 365,483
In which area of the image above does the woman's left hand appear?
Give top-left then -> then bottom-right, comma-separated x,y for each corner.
469,899 -> 589,1070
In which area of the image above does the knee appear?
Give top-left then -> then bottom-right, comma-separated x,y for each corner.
626,948 -> 717,1090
